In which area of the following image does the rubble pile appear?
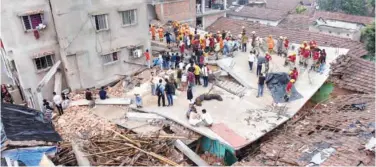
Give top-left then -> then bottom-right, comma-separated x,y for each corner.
82,130 -> 183,166
51,142 -> 78,166
200,152 -> 224,165
54,106 -> 116,141
236,94 -> 375,166
107,80 -> 125,97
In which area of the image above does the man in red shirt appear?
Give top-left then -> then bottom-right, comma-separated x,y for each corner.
284,79 -> 295,102
289,68 -> 298,80
312,51 -> 320,71
144,49 -> 151,68
287,52 -> 296,69
302,47 -> 310,67
283,37 -> 289,57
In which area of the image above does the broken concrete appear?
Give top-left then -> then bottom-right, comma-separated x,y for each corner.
70,98 -> 131,106
174,139 -> 209,166
72,141 -> 91,166
126,112 -> 166,121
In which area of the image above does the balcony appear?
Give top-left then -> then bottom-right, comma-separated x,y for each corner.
196,0 -> 226,16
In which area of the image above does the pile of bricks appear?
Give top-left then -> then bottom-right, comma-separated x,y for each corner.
236,94 -> 375,166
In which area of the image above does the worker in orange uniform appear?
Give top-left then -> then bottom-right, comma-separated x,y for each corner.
158,27 -> 164,42
150,25 -> 156,40
284,79 -> 295,102
267,35 -> 275,54
265,53 -> 272,73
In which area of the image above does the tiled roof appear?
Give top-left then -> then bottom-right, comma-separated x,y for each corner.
278,14 -> 312,30
265,0 -> 301,12
228,6 -> 287,21
330,54 -> 375,93
313,11 -> 375,25
207,17 -> 368,57
235,94 -> 375,166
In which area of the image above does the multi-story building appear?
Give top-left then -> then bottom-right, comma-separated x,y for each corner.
149,0 -> 227,29
1,0 -> 151,109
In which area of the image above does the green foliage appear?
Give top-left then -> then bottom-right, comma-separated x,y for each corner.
362,22 -> 375,59
295,5 -> 307,14
317,0 -> 368,16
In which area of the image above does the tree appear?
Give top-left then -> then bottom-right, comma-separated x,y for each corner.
362,23 -> 375,59
317,0 -> 368,16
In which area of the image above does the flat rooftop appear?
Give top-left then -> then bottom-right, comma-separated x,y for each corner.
138,44 -> 348,150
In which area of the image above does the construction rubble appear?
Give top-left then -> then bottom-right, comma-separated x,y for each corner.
235,94 -> 375,166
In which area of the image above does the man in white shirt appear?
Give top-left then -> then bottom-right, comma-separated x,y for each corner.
201,109 -> 213,127
189,110 -> 202,126
248,50 -> 256,71
52,92 -> 64,115
178,61 -> 185,70
201,64 -> 209,87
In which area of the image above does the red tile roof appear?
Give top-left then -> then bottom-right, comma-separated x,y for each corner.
313,11 -> 375,25
265,0 -> 302,12
278,14 -> 312,30
228,6 -> 287,21
330,54 -> 375,93
207,17 -> 368,57
235,94 -> 375,166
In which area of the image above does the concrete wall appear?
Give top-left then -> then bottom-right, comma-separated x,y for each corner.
155,0 -> 196,26
1,0 -> 61,107
227,15 -> 280,26
309,25 -> 361,41
50,0 -> 151,90
203,12 -> 226,29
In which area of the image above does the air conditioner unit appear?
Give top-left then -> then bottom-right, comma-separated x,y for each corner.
133,49 -> 142,58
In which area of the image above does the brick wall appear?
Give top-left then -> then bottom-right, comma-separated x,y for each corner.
155,0 -> 196,26
203,12 -> 225,29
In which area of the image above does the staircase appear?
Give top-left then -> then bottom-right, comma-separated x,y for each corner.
216,80 -> 247,97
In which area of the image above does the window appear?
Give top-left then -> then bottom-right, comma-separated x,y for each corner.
22,14 -> 43,31
93,14 -> 108,31
121,9 -> 137,26
34,55 -> 54,70
129,46 -> 143,58
102,52 -> 118,64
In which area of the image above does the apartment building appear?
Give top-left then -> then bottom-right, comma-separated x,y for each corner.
0,0 -> 150,109
149,0 -> 227,29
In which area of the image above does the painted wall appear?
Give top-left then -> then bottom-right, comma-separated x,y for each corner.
1,0 -> 61,107
154,0 -> 196,25
309,25 -> 361,41
203,12 -> 226,29
228,15 -> 280,26
50,0 -> 151,90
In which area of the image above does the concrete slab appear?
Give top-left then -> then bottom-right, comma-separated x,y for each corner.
138,44 -> 347,150
113,119 -> 162,135
126,112 -> 166,121
70,98 -> 131,106
91,105 -> 126,121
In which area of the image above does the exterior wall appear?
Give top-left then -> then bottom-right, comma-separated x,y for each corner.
309,25 -> 361,41
1,0 -> 61,107
203,12 -> 226,29
50,0 -> 151,90
227,15 -> 280,26
154,0 -> 196,26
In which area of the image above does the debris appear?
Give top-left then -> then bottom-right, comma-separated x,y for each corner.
310,147 -> 336,165
194,93 -> 223,106
126,112 -> 166,121
200,152 -> 224,165
51,142 -> 78,166
174,139 -> 209,166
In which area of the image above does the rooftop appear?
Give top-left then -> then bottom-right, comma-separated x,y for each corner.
235,94 -> 375,166
277,14 -> 312,30
329,54 -> 375,93
1,103 -> 62,146
207,17 -> 368,57
313,11 -> 375,25
265,0 -> 302,12
228,6 -> 287,21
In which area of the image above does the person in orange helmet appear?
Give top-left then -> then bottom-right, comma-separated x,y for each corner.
286,51 -> 296,69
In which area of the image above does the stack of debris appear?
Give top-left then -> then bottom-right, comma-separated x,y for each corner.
236,94 -> 375,166
51,142 -> 78,166
54,106 -> 117,141
82,130 -> 186,166
200,152 -> 225,165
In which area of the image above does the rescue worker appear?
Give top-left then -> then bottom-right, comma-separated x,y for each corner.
241,33 -> 248,52
284,79 -> 295,102
302,46 -> 310,67
299,41 -> 308,65
312,50 -> 320,71
251,31 -> 257,49
158,27 -> 164,42
150,25 -> 156,40
267,35 -> 274,54
265,53 -> 272,73
289,67 -> 298,80
283,37 -> 289,57
287,52 -> 297,70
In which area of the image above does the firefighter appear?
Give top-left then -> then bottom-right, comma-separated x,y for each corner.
312,50 -> 320,71
158,27 -> 164,42
286,52 -> 296,70
289,67 -> 298,80
284,79 -> 295,102
283,37 -> 289,57
302,46 -> 310,67
299,41 -> 307,65
267,35 -> 274,54
150,24 -> 156,40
